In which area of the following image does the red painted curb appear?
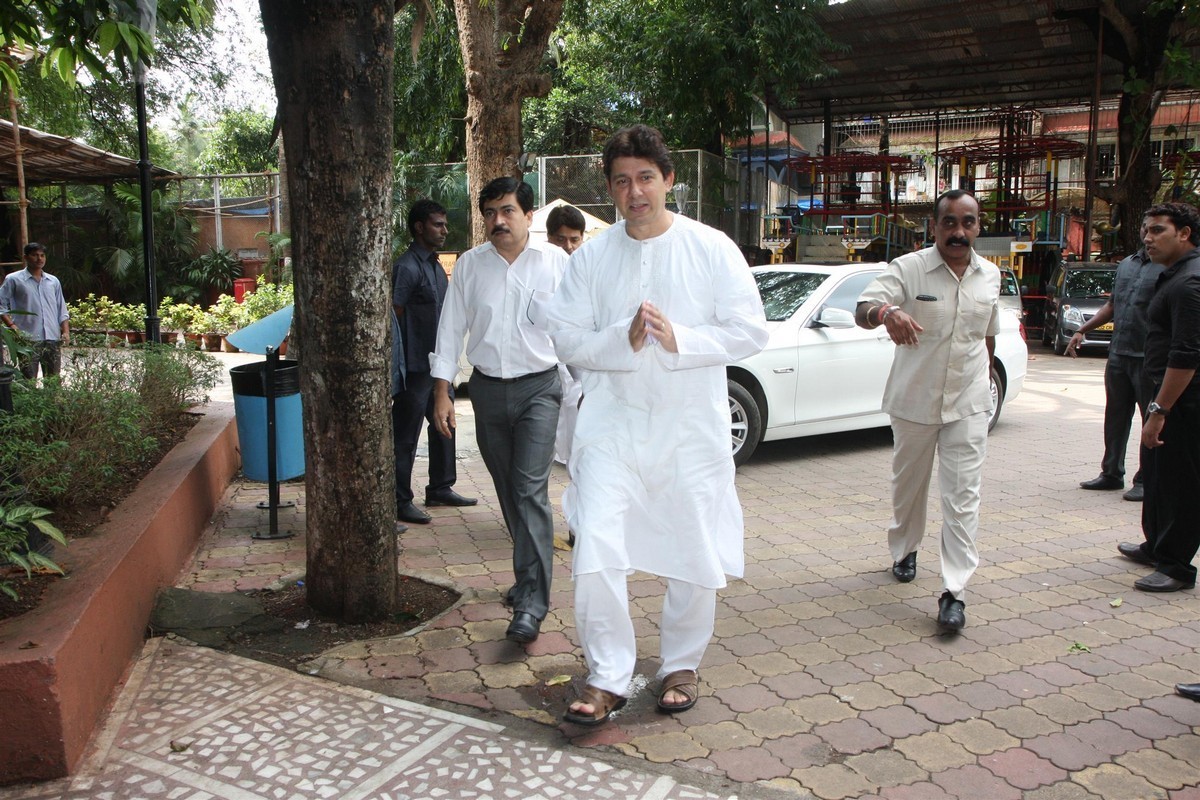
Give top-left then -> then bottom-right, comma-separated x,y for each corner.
0,403 -> 239,785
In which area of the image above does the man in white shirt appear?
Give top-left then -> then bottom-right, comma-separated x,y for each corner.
548,125 -> 768,726
431,177 -> 566,644
0,242 -> 70,379
856,190 -> 1000,634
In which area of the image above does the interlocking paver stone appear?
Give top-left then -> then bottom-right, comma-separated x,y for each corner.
1115,748 -> 1200,791
980,746 -> 1068,789
1073,763 -> 1168,800
931,763 -> 1023,800
791,763 -> 875,800
892,730 -> 974,772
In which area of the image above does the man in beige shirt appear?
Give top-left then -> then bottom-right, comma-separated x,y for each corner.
856,189 -> 1000,633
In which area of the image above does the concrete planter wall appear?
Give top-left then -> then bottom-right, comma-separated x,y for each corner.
0,403 -> 239,785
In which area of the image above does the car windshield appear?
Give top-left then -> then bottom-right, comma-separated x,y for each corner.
1065,270 -> 1114,299
755,271 -> 828,321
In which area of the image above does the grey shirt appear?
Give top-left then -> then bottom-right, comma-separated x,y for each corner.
1109,250 -> 1163,359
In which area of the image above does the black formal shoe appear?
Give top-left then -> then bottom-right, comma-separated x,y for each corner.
892,551 -> 917,583
398,502 -> 432,524
1176,683 -> 1200,702
425,489 -> 478,507
1080,474 -> 1123,490
1123,484 -> 1144,502
937,591 -> 966,632
395,521 -> 409,534
1134,571 -> 1195,593
1117,541 -> 1155,567
506,611 -> 541,643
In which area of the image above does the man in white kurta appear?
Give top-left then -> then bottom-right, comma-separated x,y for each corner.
548,125 -> 768,724
856,190 -> 1000,634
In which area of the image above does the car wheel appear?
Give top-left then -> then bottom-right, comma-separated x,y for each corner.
1052,327 -> 1069,356
987,366 -> 1006,431
729,379 -> 763,467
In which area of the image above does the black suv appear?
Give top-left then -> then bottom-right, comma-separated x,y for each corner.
1041,262 -> 1118,355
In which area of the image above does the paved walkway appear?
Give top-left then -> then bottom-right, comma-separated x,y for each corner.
6,346 -> 1200,799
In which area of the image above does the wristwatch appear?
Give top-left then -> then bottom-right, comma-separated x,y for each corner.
1147,401 -> 1170,417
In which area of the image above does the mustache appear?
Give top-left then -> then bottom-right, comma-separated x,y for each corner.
489,226 -> 511,236
945,236 -> 971,247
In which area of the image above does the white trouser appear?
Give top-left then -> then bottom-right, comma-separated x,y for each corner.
574,568 -> 716,697
888,412 -> 988,601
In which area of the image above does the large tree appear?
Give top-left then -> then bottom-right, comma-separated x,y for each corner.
452,0 -> 566,241
258,0 -> 398,621
1063,1 -> 1200,254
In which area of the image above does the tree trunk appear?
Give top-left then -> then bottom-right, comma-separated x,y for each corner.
1092,0 -> 1179,256
259,0 -> 398,622
452,0 -> 562,245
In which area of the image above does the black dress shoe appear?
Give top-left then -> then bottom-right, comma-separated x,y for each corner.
1176,683 -> 1200,702
1123,484 -> 1144,502
1134,571 -> 1195,592
1117,541 -> 1155,567
1080,474 -> 1123,490
892,551 -> 917,583
425,489 -> 478,507
506,611 -> 541,643
937,591 -> 965,632
398,502 -> 432,524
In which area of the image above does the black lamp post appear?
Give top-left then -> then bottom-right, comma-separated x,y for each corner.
135,0 -> 160,343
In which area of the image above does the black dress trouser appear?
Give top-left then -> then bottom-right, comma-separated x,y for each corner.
1142,390 -> 1200,584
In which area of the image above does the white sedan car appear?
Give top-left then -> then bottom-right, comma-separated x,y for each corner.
729,263 -> 1028,466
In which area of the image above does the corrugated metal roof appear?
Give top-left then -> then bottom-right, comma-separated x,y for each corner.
0,118 -> 177,186
769,0 -> 1188,123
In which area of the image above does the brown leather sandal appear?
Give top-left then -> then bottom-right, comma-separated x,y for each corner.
657,669 -> 698,713
563,685 -> 627,726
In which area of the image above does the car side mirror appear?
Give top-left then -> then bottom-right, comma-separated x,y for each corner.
813,307 -> 857,329
1020,285 -> 1029,295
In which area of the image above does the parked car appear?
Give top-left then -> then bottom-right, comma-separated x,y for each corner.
999,267 -> 1024,320
728,263 -> 1029,466
1041,261 -> 1118,355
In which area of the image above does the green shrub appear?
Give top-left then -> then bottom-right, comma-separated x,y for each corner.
0,345 -> 221,506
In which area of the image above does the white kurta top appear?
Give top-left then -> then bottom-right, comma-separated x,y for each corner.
546,215 -> 768,588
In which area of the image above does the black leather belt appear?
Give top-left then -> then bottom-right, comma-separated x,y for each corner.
472,366 -> 557,384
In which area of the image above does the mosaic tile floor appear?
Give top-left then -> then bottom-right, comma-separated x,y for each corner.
1,638 -> 735,800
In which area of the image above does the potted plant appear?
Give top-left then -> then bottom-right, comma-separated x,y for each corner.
205,295 -> 246,352
159,299 -> 205,346
187,247 -> 242,305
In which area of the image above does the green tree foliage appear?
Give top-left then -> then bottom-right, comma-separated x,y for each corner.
523,0 -> 832,154
2,1 -> 221,158
195,107 -> 277,174
393,0 -> 466,162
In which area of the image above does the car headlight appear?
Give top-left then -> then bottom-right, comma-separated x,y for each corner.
1063,306 -> 1084,324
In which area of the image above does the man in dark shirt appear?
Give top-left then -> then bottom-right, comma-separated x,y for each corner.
1116,202 -> 1200,594
392,199 -> 476,525
1065,248 -> 1162,501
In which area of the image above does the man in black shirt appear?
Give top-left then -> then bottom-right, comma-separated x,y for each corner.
1066,249 -> 1162,501
392,199 -> 476,525
1116,203 -> 1200,594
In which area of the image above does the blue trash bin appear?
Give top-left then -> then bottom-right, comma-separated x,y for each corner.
230,361 -> 305,482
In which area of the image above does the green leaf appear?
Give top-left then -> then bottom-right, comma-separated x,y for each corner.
117,22 -> 140,63
97,21 -> 120,56
30,518 -> 68,545
1068,642 -> 1091,653
55,48 -> 78,87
